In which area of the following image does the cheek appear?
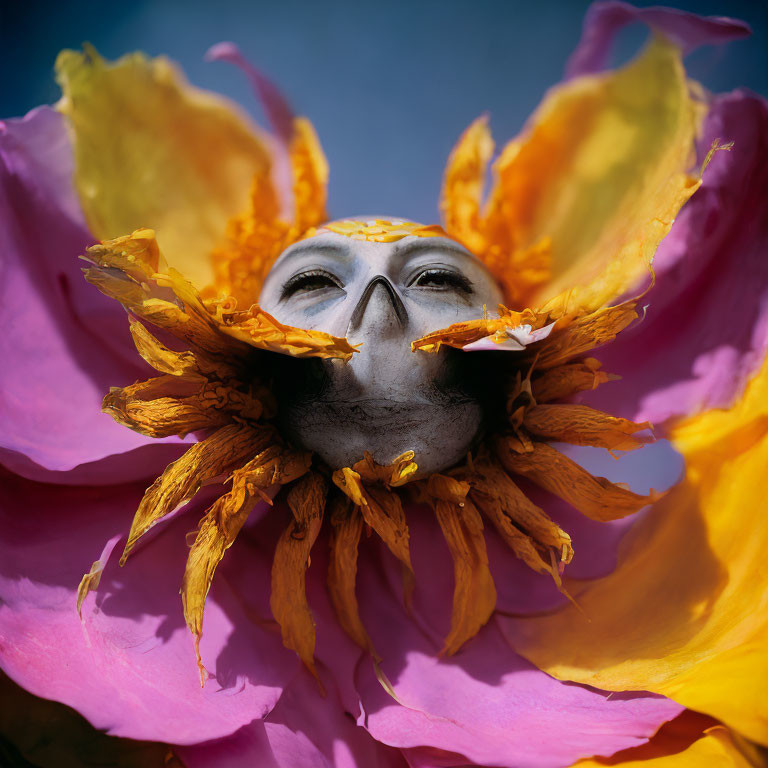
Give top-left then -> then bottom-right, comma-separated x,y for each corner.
259,295 -> 353,336
404,295 -> 490,337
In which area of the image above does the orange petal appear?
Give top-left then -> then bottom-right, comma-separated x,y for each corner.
441,115 -> 494,256
523,404 -> 652,452
290,117 -> 329,234
182,444 -> 310,682
531,358 -> 618,402
270,471 -> 327,673
431,495 -> 496,655
469,457 -> 573,565
497,439 -> 659,522
84,230 -> 357,361
532,302 -> 639,369
120,424 -> 270,563
327,495 -> 375,655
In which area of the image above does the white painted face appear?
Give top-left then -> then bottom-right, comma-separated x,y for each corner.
258,224 -> 505,476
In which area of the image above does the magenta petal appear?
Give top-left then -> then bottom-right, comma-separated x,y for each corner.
584,91 -> 768,426
346,507 -> 681,768
0,106 -> 189,481
179,672 -> 407,768
0,472 -> 299,744
566,0 -> 750,78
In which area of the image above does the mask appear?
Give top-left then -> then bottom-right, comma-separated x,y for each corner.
258,219 -> 504,476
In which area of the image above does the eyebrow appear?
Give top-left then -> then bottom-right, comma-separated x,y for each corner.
391,238 -> 475,261
277,240 -> 353,264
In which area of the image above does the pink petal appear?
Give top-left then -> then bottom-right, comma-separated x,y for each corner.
0,472 -> 299,744
330,504 -> 683,767
179,671 -> 407,768
584,91 -> 768,426
0,106 -> 188,482
566,1 -> 750,78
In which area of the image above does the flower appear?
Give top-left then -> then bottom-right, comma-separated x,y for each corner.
1,3 -> 766,767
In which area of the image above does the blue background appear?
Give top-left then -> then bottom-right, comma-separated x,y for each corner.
2,0 -> 766,222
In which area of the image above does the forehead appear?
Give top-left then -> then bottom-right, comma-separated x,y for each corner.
267,218 -> 480,274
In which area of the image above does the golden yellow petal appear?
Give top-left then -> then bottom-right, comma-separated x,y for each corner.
327,495 -> 375,655
270,471 -> 327,674
497,439 -> 659,522
120,423 -> 271,564
523,404 -> 652,452
182,444 -> 310,683
441,115 -> 494,255
510,357 -> 768,745
531,358 -> 618,403
290,117 -> 329,235
102,374 -> 264,438
479,36 -> 701,313
56,47 -> 273,291
575,725 -> 757,767
430,494 -> 496,655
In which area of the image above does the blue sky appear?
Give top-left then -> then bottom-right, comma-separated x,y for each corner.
2,0 -> 766,221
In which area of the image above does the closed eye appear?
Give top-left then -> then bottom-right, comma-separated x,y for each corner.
281,269 -> 343,299
410,268 -> 473,294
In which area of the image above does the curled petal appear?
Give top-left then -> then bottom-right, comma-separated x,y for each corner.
183,445 -> 311,681
270,471 -> 327,674
84,230 -> 357,361
567,1 -> 751,78
121,424 -> 271,563
523,403 -> 652,452
469,457 -> 573,568
497,439 -> 660,522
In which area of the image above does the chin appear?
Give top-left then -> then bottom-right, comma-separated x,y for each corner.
271,347 -> 508,476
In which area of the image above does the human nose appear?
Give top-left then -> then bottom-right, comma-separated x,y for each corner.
346,276 -> 408,338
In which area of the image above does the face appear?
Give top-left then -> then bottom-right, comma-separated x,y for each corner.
258,220 -> 505,476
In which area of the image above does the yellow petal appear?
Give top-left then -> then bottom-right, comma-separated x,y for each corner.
270,471 -> 327,674
510,356 -> 768,745
480,36 -> 702,313
102,374 -> 265,438
56,47 -> 273,291
496,439 -> 660,522
120,424 -> 271,563
575,725 -> 756,767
